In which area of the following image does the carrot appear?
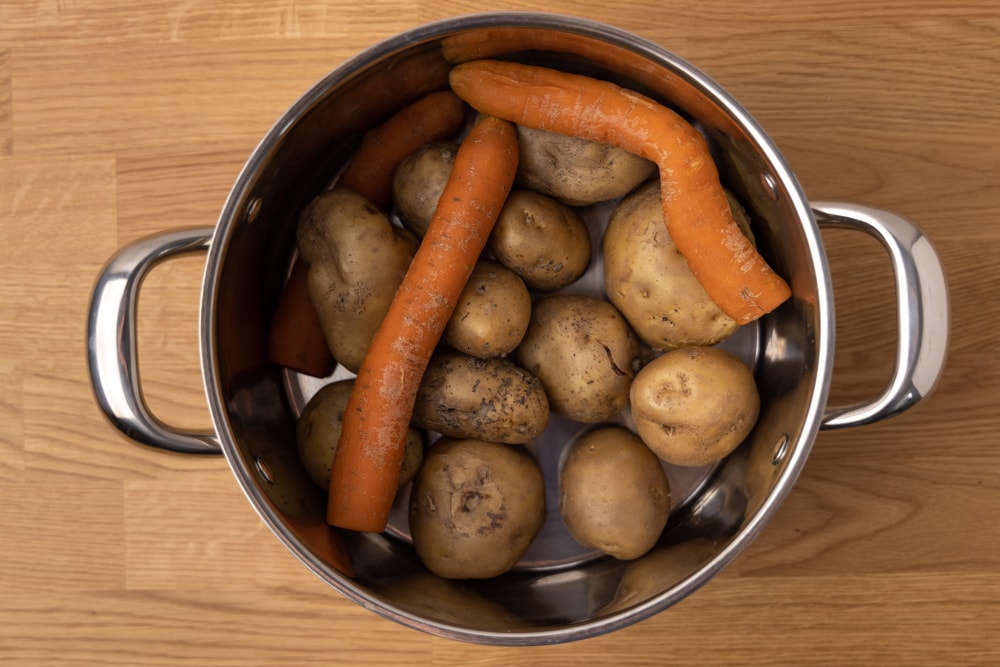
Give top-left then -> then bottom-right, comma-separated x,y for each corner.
318,47 -> 453,142
268,257 -> 335,378
449,60 -> 792,324
326,116 -> 519,533
336,90 -> 468,210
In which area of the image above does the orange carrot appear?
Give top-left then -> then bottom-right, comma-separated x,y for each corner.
268,258 -> 335,378
320,47 -> 453,140
336,90 -> 468,211
326,116 -> 519,532
449,60 -> 791,324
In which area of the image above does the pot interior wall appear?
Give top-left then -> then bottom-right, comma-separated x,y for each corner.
205,17 -> 825,637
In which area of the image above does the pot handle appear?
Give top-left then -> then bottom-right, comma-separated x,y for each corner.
87,228 -> 222,454
812,203 -> 949,430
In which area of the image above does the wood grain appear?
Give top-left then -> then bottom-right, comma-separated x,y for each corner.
1,1 -> 998,665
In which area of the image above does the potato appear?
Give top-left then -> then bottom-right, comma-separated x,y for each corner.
443,260 -> 531,359
630,346 -> 760,467
297,379 -> 424,491
392,140 -> 458,238
296,186 -> 419,373
516,294 -> 640,423
413,350 -> 550,445
560,426 -> 670,560
515,124 -> 656,206
603,181 -> 756,351
409,438 -> 545,579
600,538 -> 720,615
489,189 -> 591,291
372,571 -> 532,631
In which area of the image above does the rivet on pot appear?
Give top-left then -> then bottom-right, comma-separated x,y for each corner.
759,172 -> 779,201
771,434 -> 790,465
254,456 -> 274,484
245,197 -> 262,224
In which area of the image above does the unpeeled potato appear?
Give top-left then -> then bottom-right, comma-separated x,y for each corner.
630,346 -> 760,467
603,180 -> 755,350
409,438 -> 545,579
296,187 -> 418,373
296,379 -> 424,491
560,426 -> 670,560
489,189 -> 592,291
515,124 -> 656,206
392,140 -> 458,238
443,260 -> 531,359
516,294 -> 640,423
413,349 -> 550,445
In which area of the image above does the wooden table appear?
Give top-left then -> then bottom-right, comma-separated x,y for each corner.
2,2 -> 997,664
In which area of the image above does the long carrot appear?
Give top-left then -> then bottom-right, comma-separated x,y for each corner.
336,90 -> 468,211
268,257 -> 335,377
449,60 -> 791,324
326,116 -> 519,533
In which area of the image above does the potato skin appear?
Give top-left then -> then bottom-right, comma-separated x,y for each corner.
296,187 -> 418,373
392,140 -> 458,238
630,346 -> 760,467
560,426 -> 670,561
515,124 -> 656,206
372,571 -> 532,631
603,181 -> 754,350
413,350 -> 550,445
296,380 -> 424,491
443,260 -> 531,359
516,295 -> 640,423
409,438 -> 546,579
489,189 -> 591,291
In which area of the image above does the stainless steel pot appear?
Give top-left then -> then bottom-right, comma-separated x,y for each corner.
86,13 -> 949,645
